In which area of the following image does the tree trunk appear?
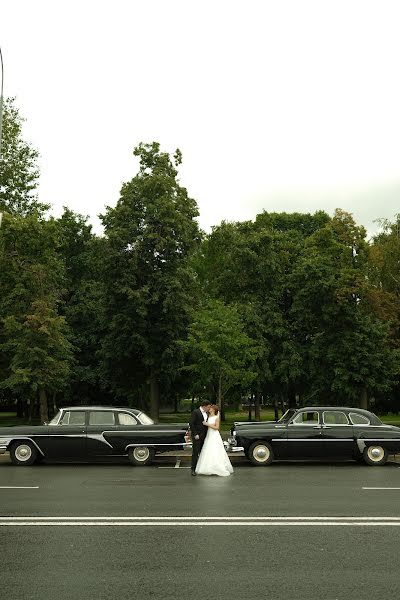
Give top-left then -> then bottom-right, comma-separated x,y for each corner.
28,399 -> 33,423
39,388 -> 49,424
191,395 -> 195,412
255,391 -> 261,421
218,373 -> 225,421
52,392 -> 57,419
174,393 -> 179,413
360,387 -> 368,410
16,398 -> 24,418
149,374 -> 160,422
288,386 -> 296,408
273,397 -> 279,421
280,394 -> 285,417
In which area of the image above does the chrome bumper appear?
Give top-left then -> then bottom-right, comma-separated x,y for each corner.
228,446 -> 244,453
0,446 -> 8,455
224,439 -> 244,453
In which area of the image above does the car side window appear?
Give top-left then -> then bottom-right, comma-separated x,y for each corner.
118,413 -> 137,426
60,411 -> 86,426
349,412 -> 370,425
89,411 -> 115,426
291,411 -> 319,425
323,411 -> 349,425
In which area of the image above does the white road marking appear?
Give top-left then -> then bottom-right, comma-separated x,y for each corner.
158,466 -> 191,469
2,521 -> 400,526
0,486 -> 39,489
2,516 -> 400,520
362,487 -> 400,490
1,516 -> 400,527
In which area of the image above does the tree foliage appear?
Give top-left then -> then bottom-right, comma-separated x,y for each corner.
180,299 -> 261,419
0,212 -> 72,420
0,109 -> 399,416
100,142 -> 201,418
0,97 -> 48,216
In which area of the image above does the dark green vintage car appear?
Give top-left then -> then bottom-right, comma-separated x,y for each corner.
0,406 -> 190,466
228,406 -> 400,467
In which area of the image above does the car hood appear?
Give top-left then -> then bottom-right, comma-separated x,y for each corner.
234,420 -> 279,428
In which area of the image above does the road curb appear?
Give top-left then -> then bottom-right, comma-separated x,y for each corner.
1,451 -> 400,464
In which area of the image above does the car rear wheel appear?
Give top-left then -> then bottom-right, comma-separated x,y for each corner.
128,446 -> 155,466
10,441 -> 38,466
363,445 -> 388,466
248,442 -> 274,466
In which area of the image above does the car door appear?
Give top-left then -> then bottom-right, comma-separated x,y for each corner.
286,410 -> 324,459
320,410 -> 355,459
107,411 -> 141,454
86,410 -> 119,457
46,410 -> 87,459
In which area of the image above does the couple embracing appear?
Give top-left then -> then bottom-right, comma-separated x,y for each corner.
190,400 -> 233,477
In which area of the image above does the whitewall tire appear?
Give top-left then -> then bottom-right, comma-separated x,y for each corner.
128,446 -> 155,466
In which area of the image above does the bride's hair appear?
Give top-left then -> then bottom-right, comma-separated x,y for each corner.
211,404 -> 219,415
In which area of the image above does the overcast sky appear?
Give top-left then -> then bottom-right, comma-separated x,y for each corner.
1,0 -> 399,234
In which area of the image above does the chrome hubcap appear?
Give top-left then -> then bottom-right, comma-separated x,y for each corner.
133,447 -> 150,461
15,444 -> 32,462
367,446 -> 384,462
254,445 -> 269,462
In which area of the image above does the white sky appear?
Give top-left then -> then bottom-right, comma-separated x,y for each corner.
1,0 -> 399,234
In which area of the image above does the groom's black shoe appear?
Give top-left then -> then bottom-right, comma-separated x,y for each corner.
191,469 -> 196,476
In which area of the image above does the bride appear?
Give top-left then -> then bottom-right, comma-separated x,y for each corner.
195,405 -> 234,477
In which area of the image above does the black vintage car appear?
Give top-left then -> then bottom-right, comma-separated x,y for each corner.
0,406 -> 190,466
228,406 -> 400,466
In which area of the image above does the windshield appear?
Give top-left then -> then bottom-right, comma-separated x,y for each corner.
48,410 -> 61,425
278,409 -> 297,424
137,412 -> 154,425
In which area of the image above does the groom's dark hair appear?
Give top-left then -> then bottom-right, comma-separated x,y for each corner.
200,400 -> 212,407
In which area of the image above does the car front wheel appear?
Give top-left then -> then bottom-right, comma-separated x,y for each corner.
363,445 -> 388,466
248,442 -> 274,466
128,446 -> 155,466
10,441 -> 38,466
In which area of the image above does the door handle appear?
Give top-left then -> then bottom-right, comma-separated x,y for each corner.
313,426 -> 322,429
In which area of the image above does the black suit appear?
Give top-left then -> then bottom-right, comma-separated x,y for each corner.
190,408 -> 208,471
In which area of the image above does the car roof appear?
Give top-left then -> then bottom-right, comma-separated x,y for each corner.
301,406 -> 372,414
298,406 -> 381,423
61,406 -> 141,415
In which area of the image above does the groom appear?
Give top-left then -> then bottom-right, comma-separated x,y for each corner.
190,400 -> 211,476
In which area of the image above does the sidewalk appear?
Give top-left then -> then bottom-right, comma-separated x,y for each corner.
1,451 -> 400,464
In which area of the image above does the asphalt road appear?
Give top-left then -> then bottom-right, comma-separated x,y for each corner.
1,454 -> 400,599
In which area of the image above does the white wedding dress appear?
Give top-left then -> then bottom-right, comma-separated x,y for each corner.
195,416 -> 234,477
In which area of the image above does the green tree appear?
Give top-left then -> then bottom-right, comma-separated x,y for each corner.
369,215 -> 400,325
1,300 -> 73,422
0,97 -> 48,216
367,215 -> 400,412
370,216 -> 400,294
290,210 -> 400,407
180,299 -> 261,420
197,212 -> 331,410
101,142 -> 201,419
56,208 -> 109,405
0,212 -> 72,419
